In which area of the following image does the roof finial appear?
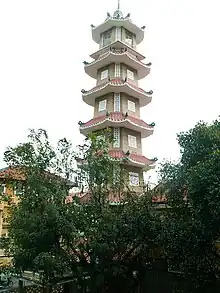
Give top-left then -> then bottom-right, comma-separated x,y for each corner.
118,0 -> 120,10
113,0 -> 123,19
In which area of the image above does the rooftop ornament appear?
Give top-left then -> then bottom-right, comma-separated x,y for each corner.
113,0 -> 124,19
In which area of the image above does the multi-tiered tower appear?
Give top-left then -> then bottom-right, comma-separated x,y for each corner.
79,2 -> 156,193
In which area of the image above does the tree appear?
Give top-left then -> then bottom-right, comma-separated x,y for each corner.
2,129 -> 78,280
2,128 -> 161,292
160,118 -> 220,279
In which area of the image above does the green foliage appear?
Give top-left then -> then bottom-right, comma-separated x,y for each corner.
2,128 -> 160,292
160,119 -> 220,278
3,129 -> 77,280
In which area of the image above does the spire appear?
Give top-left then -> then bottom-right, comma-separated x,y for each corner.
117,0 -> 120,10
113,0 -> 123,19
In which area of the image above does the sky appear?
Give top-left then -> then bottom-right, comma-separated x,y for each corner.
0,0 -> 220,183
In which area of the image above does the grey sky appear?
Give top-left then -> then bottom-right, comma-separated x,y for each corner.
0,0 -> 219,183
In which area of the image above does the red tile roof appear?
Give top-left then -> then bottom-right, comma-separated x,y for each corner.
81,112 -> 153,130
109,150 -> 155,166
0,167 -> 25,181
82,78 -> 152,97
67,190 -> 143,205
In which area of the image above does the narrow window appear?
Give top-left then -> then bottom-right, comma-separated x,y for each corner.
113,128 -> 120,148
115,64 -> 121,77
116,27 -> 121,41
114,93 -> 120,112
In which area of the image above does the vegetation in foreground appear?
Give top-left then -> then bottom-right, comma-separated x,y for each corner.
1,118 -> 220,292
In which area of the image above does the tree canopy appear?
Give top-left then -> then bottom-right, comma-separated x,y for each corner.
160,119 -> 220,279
2,129 -> 160,293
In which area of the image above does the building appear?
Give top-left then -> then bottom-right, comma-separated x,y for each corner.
78,1 -> 156,194
0,167 -> 24,265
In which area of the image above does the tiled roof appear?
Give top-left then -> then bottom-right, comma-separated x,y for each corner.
87,50 -> 149,67
80,112 -> 153,130
82,78 -> 152,97
67,191 -> 142,205
90,40 -> 146,61
0,167 -> 25,181
109,150 -> 155,166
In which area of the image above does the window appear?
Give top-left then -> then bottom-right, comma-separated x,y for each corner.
103,31 -> 112,46
128,100 -> 135,112
114,93 -> 120,112
0,184 -> 6,195
127,69 -> 134,80
125,31 -> 133,46
15,182 -> 24,196
116,27 -> 121,40
115,63 -> 121,77
129,172 -> 139,186
113,128 -> 120,148
128,135 -> 137,148
98,100 -> 107,111
101,69 -> 108,80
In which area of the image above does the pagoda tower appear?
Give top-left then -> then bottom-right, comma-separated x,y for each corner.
79,1 -> 156,193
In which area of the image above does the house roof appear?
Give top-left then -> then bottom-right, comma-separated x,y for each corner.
0,167 -> 25,181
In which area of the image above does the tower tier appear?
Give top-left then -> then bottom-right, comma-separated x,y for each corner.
81,78 -> 152,107
84,48 -> 151,80
79,112 -> 154,138
91,15 -> 145,45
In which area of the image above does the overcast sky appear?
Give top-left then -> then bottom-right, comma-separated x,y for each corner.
0,0 -> 219,183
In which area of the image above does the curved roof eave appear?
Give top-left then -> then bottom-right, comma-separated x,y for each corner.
92,18 -> 144,44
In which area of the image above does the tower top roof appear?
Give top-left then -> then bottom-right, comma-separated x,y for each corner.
113,0 -> 123,19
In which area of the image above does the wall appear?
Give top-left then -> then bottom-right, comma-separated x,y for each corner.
123,165 -> 144,193
100,27 -> 116,48
121,93 -> 140,118
121,27 -> 136,48
121,63 -> 138,86
96,64 -> 115,85
121,127 -> 142,154
94,93 -> 114,117
93,93 -> 140,119
99,26 -> 137,49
